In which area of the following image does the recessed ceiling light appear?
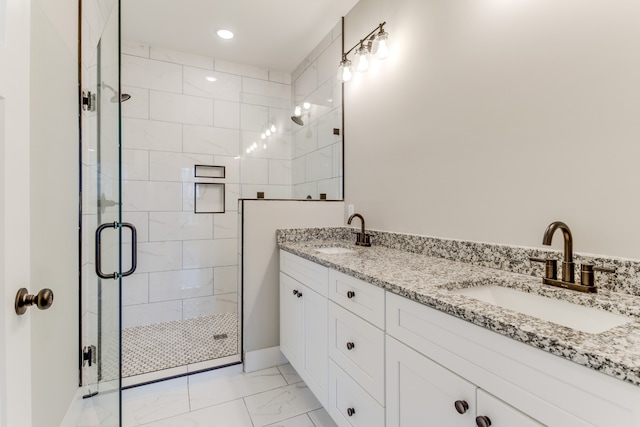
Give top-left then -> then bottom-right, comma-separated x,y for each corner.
216,29 -> 234,40
206,76 -> 217,82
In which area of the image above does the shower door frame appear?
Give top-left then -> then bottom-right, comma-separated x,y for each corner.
78,0 -> 125,424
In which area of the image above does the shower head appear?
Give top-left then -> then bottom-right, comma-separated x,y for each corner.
118,93 -> 132,102
291,116 -> 304,126
102,82 -> 131,103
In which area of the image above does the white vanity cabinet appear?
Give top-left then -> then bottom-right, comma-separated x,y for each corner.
279,250 -> 640,427
386,291 -> 640,427
386,335 -> 543,427
279,252 -> 329,407
327,270 -> 386,427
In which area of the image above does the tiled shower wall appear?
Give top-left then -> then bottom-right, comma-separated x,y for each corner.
120,40 -> 293,328
290,21 -> 343,200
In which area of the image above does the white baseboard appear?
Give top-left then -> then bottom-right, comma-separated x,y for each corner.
244,346 -> 287,373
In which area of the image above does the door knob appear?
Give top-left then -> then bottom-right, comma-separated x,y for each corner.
15,288 -> 54,315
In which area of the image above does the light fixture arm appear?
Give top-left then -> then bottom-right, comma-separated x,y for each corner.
343,22 -> 387,58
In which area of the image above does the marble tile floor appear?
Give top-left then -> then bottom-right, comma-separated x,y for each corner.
120,363 -> 338,427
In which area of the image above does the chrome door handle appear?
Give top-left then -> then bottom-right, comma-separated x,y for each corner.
15,288 -> 54,315
95,222 -> 138,279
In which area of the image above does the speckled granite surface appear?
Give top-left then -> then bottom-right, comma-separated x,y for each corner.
277,227 -> 640,296
277,228 -> 640,386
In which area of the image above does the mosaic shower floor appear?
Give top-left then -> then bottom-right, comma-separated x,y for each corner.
121,312 -> 239,378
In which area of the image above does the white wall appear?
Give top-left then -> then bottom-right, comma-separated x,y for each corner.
29,0 -> 79,425
0,0 -> 32,424
242,200 -> 344,353
344,0 -> 640,259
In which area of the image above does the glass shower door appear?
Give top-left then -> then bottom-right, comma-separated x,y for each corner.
81,0 -> 124,425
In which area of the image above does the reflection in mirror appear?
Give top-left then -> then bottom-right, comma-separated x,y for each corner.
290,20 -> 344,200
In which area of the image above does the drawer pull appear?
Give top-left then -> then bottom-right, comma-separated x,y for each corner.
476,415 -> 491,427
346,342 -> 355,350
347,290 -> 356,299
454,400 -> 469,414
347,407 -> 356,417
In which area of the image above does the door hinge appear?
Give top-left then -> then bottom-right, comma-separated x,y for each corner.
82,345 -> 96,367
82,90 -> 96,112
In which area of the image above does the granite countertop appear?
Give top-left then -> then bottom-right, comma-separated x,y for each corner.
278,238 -> 640,386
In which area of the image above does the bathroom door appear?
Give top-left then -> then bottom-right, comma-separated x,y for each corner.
80,0 -> 124,424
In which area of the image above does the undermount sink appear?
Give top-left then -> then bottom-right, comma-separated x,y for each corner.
452,285 -> 630,334
314,247 -> 356,255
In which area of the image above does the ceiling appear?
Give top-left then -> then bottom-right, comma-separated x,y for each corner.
121,0 -> 360,73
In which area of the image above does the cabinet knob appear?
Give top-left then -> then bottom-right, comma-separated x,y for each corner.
347,407 -> 356,417
346,342 -> 355,350
476,415 -> 492,427
347,291 -> 356,299
454,400 -> 469,414
296,291 -> 302,298
292,289 -> 298,296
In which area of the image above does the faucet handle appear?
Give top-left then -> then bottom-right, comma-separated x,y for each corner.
581,264 -> 615,288
530,257 -> 558,280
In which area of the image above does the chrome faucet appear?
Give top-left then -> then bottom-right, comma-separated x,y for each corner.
531,221 -> 614,293
347,213 -> 371,247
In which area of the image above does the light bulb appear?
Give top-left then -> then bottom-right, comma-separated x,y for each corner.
263,144 -> 267,149
354,44 -> 371,73
252,142 -> 257,149
294,105 -> 302,116
270,124 -> 276,132
303,102 -> 311,110
337,58 -> 353,83
265,129 -> 271,137
372,30 -> 389,60
261,133 -> 266,140
246,148 -> 251,154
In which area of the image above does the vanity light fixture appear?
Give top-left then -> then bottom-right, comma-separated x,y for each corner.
338,21 -> 389,83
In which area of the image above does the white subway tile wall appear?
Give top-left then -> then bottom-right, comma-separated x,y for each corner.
121,40 -> 294,329
120,25 -> 342,349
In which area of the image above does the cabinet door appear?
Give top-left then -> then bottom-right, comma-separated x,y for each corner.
386,336 -> 476,427
302,284 -> 329,407
476,390 -> 544,427
280,273 -> 304,368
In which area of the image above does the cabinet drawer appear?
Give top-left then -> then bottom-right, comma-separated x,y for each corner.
328,360 -> 384,427
477,390 -> 544,427
329,302 -> 385,404
280,250 -> 328,297
329,269 -> 385,329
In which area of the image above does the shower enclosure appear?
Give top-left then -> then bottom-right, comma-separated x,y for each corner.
79,1 -> 344,418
